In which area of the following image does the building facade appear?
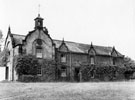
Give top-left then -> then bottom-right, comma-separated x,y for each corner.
4,14 -> 124,81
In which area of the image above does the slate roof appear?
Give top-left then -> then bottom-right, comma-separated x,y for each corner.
11,34 -> 123,57
54,40 -> 119,56
12,34 -> 25,45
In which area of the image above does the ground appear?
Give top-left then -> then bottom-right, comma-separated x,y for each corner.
0,81 -> 135,100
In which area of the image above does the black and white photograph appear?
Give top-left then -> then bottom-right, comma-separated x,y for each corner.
0,0 -> 135,100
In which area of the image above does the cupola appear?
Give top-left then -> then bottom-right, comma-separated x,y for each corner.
34,14 -> 44,29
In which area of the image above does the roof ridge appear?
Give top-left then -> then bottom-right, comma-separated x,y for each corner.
53,39 -> 91,46
12,33 -> 26,37
53,39 -> 112,49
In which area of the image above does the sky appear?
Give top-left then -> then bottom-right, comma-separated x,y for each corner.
0,0 -> 135,60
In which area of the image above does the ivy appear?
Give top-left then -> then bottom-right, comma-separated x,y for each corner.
81,64 -> 132,81
15,54 -> 40,76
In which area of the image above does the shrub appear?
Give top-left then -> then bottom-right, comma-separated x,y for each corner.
81,64 -> 128,81
15,54 -> 40,76
18,75 -> 39,82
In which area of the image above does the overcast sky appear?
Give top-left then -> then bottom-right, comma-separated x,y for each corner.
0,0 -> 135,60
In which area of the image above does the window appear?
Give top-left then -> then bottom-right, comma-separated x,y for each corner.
19,46 -> 22,54
37,65 -> 42,75
61,67 -> 67,77
90,57 -> 95,65
113,58 -> 115,65
61,54 -> 66,63
36,46 -> 42,58
38,21 -> 41,26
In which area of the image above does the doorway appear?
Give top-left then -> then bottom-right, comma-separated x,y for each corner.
74,67 -> 80,82
5,67 -> 8,80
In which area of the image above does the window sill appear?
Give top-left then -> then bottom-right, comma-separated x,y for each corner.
37,74 -> 42,76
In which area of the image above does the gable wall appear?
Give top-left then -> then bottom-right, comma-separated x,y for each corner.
5,34 -> 14,81
24,30 -> 54,60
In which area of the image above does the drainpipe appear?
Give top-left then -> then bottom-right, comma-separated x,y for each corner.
70,51 -> 73,81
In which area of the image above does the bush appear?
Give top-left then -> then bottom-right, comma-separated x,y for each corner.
18,75 -> 39,82
80,65 -> 94,81
15,54 -> 40,76
81,64 -> 128,81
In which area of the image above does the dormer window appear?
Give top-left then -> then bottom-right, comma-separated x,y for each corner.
61,54 -> 66,63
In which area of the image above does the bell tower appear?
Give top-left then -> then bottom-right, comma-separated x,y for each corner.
34,14 -> 44,30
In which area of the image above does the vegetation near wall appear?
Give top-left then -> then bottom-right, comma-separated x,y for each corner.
14,54 -> 40,82
14,55 -> 56,82
14,54 -> 135,82
39,59 -> 56,82
81,63 -> 135,82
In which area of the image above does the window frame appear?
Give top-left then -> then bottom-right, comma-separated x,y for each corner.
90,56 -> 95,65
37,65 -> 42,76
36,46 -> 43,58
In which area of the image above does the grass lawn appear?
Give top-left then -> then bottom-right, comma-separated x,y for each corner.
0,81 -> 135,100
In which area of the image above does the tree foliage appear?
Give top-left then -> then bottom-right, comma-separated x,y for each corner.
15,54 -> 40,76
80,64 -> 127,81
124,57 -> 135,71
0,48 -> 9,66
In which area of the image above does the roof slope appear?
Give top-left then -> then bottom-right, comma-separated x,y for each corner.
54,40 -> 113,56
12,34 -> 25,46
11,34 -> 123,56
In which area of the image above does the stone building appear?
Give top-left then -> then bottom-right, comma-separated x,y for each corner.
4,14 -> 124,81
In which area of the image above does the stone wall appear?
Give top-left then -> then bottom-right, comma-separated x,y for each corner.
5,34 -> 14,81
95,56 -> 113,65
24,29 -> 54,60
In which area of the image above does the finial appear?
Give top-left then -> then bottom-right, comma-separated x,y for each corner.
8,25 -> 11,33
90,42 -> 94,48
91,42 -> 93,45
113,46 -> 115,49
62,37 -> 65,42
91,42 -> 93,46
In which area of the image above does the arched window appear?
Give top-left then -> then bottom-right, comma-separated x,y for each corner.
90,56 -> 95,65
36,39 -> 43,58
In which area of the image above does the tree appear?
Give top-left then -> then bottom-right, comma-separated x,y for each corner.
124,57 -> 135,69
0,30 -> 3,52
15,54 -> 40,76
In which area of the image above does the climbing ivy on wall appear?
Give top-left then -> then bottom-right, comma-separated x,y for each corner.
15,54 -> 40,77
80,64 -> 133,81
